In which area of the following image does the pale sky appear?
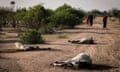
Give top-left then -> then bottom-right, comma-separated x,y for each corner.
0,0 -> 120,11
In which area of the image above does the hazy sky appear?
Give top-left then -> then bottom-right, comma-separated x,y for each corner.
0,0 -> 120,11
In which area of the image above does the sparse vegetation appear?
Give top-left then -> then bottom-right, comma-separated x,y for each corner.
20,29 -> 44,44
108,8 -> 120,22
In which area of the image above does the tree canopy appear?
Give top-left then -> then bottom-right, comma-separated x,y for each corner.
48,4 -> 85,28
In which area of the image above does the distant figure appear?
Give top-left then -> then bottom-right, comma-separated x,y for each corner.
89,15 -> 94,26
103,14 -> 108,28
86,16 -> 89,24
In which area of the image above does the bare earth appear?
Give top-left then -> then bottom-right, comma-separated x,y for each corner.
0,19 -> 120,72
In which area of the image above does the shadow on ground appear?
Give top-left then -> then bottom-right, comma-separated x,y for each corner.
84,64 -> 117,70
0,48 -> 62,53
52,64 -> 118,71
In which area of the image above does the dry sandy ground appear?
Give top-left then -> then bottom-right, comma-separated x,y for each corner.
0,21 -> 120,72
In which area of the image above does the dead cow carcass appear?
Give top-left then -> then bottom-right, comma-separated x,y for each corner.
68,36 -> 94,44
51,53 -> 92,69
14,42 -> 51,51
14,42 -> 39,51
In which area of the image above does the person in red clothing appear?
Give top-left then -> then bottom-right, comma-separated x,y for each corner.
86,16 -> 89,24
103,12 -> 108,28
86,15 -> 93,26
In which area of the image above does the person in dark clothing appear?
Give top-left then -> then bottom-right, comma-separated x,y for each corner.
89,15 -> 94,26
103,15 -> 108,28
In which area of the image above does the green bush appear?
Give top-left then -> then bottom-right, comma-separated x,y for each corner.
20,29 -> 44,44
38,24 -> 55,34
48,4 -> 85,29
48,11 -> 80,28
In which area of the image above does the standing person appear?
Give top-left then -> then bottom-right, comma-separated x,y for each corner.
86,15 -> 89,24
89,15 -> 94,26
103,12 -> 108,28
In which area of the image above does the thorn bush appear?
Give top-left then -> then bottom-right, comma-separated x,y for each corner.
20,29 -> 44,44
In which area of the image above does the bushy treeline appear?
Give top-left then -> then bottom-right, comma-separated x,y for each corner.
108,8 -> 120,22
17,4 -> 86,32
48,4 -> 85,29
0,4 -> 120,32
0,7 -> 13,30
0,4 -> 86,33
87,9 -> 120,19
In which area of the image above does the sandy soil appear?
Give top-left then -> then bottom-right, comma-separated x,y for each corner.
0,20 -> 120,72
